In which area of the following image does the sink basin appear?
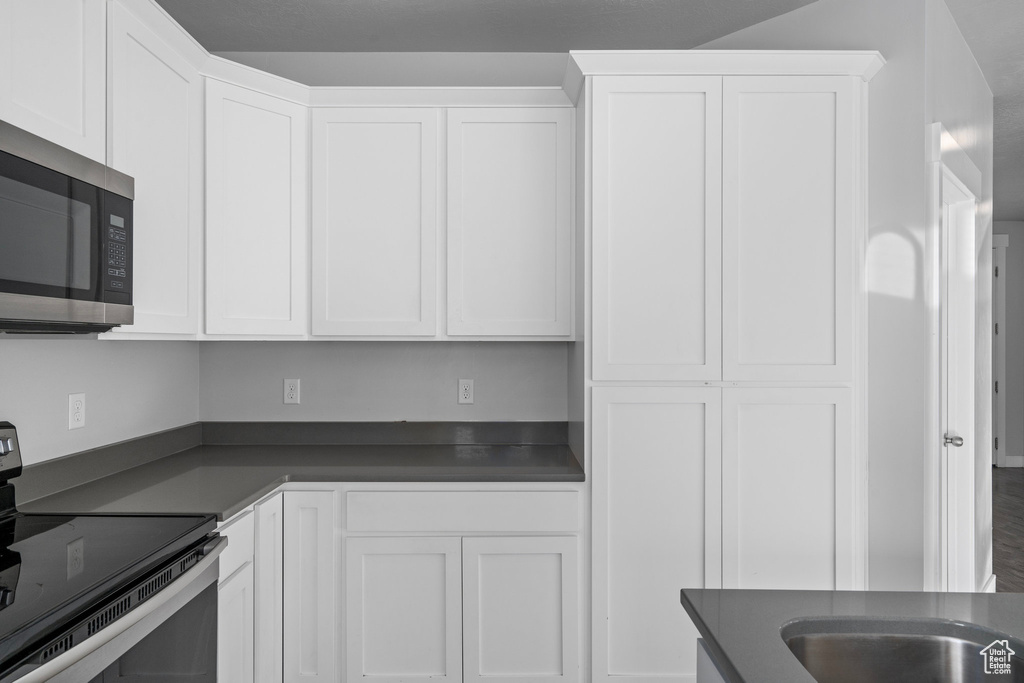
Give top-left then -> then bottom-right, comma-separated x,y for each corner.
782,617 -> 1024,682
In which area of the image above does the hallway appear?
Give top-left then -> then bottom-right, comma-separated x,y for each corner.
994,466 -> 1024,591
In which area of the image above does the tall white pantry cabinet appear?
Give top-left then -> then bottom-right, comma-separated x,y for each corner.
575,52 -> 884,683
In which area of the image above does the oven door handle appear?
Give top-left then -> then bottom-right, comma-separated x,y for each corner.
18,535 -> 226,683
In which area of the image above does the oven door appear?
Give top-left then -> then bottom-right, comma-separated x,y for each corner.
15,536 -> 225,683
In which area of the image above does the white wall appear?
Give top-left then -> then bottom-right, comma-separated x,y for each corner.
213,52 -> 569,87
0,340 -> 199,466
704,0 -> 993,590
995,222 -> 1024,462
198,342 -> 568,422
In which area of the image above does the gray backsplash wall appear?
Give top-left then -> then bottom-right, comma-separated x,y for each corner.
198,341 -> 568,422
0,340 -> 200,466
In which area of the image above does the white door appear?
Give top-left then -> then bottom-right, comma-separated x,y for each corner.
447,108 -> 572,337
722,76 -> 854,382
591,76 -> 722,380
591,386 -> 721,683
462,536 -> 579,683
283,491 -> 335,683
721,388 -> 858,590
106,2 -> 202,336
311,108 -> 438,336
345,536 -> 463,683
0,0 -> 106,161
205,79 -> 308,336
218,562 -> 255,683
940,169 -> 978,592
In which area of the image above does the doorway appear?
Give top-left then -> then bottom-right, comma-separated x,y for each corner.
923,123 -> 989,593
939,167 -> 977,592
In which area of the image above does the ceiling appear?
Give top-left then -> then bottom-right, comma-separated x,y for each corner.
943,0 -> 1024,221
155,0 -> 1023,220
152,0 -> 815,53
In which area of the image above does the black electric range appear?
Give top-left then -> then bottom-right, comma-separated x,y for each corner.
0,423 -> 219,682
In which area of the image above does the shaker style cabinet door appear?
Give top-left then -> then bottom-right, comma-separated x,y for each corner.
591,386 -> 722,683
218,562 -> 255,683
311,108 -> 438,336
447,108 -> 572,337
722,76 -> 855,381
283,491 -> 335,683
106,2 -> 202,336
591,76 -> 722,380
345,536 -> 463,683
721,387 -> 857,590
462,536 -> 579,683
0,0 -> 106,161
206,79 -> 308,336
254,493 -> 284,683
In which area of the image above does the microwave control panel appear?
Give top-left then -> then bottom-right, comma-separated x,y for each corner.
102,191 -> 132,304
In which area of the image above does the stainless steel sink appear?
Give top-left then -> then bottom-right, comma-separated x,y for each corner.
782,617 -> 1024,682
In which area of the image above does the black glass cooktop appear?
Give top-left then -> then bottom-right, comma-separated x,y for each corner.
0,512 -> 215,667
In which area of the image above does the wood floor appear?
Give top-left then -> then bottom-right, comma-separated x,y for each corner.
994,466 -> 1024,592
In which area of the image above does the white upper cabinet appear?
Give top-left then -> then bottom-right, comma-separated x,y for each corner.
592,76 -> 722,380
447,108 -> 572,337
0,0 -> 106,161
311,108 -> 438,337
206,79 -> 308,336
106,1 -> 203,336
722,76 -> 854,381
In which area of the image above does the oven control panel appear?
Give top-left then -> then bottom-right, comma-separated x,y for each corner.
0,423 -> 22,483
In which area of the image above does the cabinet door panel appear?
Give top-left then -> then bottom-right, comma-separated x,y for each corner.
592,386 -> 721,683
312,108 -> 437,336
447,108 -> 571,337
463,536 -> 579,683
219,562 -> 255,683
283,491 -> 334,682
592,76 -> 722,380
107,3 -> 202,335
206,79 -> 307,335
255,494 -> 284,683
723,76 -> 854,381
722,388 -> 855,589
0,0 -> 105,161
346,537 -> 462,683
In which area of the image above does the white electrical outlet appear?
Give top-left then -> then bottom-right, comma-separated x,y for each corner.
68,393 -> 85,430
458,379 -> 474,405
284,379 -> 300,405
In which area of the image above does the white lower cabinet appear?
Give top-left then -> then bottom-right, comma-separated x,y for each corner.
217,509 -> 255,683
345,536 -> 463,682
462,536 -> 579,683
283,491 -> 336,683
219,562 -> 255,683
592,386 -> 721,683
255,493 -> 284,683
592,385 -> 857,683
345,534 -> 579,683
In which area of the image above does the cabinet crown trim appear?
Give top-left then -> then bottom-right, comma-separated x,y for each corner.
570,50 -> 885,81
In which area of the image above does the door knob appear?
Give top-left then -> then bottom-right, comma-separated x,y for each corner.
944,434 -> 964,447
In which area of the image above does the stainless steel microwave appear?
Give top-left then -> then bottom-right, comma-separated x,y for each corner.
0,121 -> 134,333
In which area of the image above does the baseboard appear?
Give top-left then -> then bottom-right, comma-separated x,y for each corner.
1001,456 -> 1024,467
982,574 -> 997,593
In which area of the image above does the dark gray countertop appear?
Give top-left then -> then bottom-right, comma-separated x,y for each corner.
16,423 -> 583,521
681,588 -> 1024,683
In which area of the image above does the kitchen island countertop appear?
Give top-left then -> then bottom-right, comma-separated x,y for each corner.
681,588 -> 1024,683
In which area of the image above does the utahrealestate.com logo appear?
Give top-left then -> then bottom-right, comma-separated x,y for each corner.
981,640 -> 1015,675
